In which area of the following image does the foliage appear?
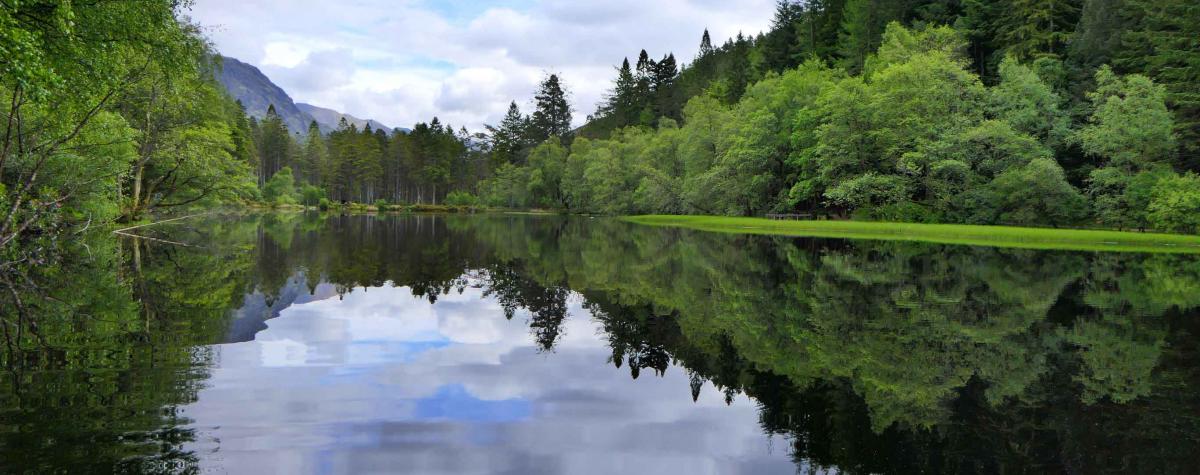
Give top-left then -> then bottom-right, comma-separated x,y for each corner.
300,184 -> 326,207
262,167 -> 298,205
1077,66 -> 1177,170
1148,173 -> 1200,234
444,190 -> 479,207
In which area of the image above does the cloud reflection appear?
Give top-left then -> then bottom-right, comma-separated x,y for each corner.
182,281 -> 795,474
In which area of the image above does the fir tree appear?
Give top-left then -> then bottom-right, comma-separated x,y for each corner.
529,74 -> 573,142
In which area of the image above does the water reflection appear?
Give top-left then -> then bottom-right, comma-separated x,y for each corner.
1,213 -> 1199,473
188,282 -> 786,473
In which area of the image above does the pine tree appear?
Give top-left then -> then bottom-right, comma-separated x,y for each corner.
258,104 -> 293,184
300,120 -> 326,185
488,102 -> 529,167
796,0 -> 847,62
601,58 -> 640,129
700,29 -> 715,57
229,100 -> 258,172
838,0 -> 905,73
529,74 -> 573,142
653,54 -> 680,120
1117,0 -> 1200,168
994,0 -> 1082,60
760,0 -> 808,73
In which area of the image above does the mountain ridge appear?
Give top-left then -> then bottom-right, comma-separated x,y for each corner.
215,55 -> 398,135
296,103 -> 396,134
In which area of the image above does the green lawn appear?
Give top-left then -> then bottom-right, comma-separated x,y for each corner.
623,215 -> 1200,254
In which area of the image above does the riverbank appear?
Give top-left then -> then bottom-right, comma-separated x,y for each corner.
623,215 -> 1200,253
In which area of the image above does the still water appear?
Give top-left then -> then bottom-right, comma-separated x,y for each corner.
2,213 -> 1200,473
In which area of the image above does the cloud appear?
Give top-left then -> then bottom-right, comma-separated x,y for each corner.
182,283 -> 797,473
187,0 -> 776,130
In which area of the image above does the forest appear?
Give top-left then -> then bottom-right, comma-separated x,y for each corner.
3,0 -> 1200,264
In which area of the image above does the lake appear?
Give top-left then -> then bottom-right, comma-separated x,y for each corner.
2,213 -> 1199,473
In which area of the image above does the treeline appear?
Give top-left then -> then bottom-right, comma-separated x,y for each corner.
251,73 -> 574,207
4,0 -> 1200,258
478,0 -> 1200,233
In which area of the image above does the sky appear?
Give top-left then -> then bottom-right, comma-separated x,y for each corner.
186,0 -> 776,131
181,281 -> 797,473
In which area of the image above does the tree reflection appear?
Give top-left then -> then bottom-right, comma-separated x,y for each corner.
3,213 -> 1199,472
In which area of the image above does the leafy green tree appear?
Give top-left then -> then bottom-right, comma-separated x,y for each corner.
678,96 -> 731,214
705,61 -> 840,215
300,184 -> 326,207
1079,67 -> 1177,229
1078,66 -> 1176,170
1147,173 -> 1200,234
980,157 -> 1088,225
989,56 -> 1072,149
526,138 -> 569,209
0,0 -> 210,249
1117,0 -> 1200,167
120,53 -> 254,220
444,190 -> 479,207
263,166 -> 298,205
480,163 -> 530,208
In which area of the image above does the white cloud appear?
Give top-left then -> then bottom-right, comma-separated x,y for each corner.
187,0 -> 776,130
183,283 -> 797,473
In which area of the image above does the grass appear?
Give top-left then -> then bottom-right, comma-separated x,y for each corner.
623,215 -> 1200,254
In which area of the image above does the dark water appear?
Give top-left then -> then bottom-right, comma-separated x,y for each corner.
3,213 -> 1200,474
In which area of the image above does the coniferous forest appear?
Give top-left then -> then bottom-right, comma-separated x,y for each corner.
4,0 -> 1200,262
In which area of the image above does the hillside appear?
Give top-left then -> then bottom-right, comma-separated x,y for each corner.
296,103 -> 397,134
215,56 -> 312,135
215,56 -> 397,135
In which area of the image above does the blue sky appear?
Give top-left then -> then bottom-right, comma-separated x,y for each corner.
187,0 -> 776,130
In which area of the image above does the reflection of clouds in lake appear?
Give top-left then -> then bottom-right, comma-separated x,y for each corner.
184,284 -> 795,474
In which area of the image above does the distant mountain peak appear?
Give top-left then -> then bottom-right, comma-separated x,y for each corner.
215,55 -> 400,135
296,103 -> 397,134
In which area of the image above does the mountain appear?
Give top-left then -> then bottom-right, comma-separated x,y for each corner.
215,56 -> 312,136
215,56 -> 399,135
296,103 -> 397,134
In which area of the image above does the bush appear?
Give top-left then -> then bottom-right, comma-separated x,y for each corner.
444,191 -> 479,207
374,199 -> 389,211
1148,173 -> 1200,234
262,167 -> 298,204
318,198 -> 332,211
301,185 -> 326,207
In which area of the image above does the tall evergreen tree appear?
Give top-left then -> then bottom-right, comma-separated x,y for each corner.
993,0 -> 1083,60
600,58 -> 641,129
838,0 -> 905,73
653,54 -> 681,121
1117,0 -> 1200,168
760,0 -> 808,73
300,120 -> 326,185
529,74 -> 573,142
258,104 -> 293,184
488,102 -> 530,167
700,29 -> 715,57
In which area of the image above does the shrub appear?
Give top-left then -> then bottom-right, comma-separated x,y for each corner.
1148,173 -> 1200,234
301,185 -> 326,207
374,198 -> 389,211
318,198 -> 332,211
262,167 -> 298,204
445,191 -> 479,207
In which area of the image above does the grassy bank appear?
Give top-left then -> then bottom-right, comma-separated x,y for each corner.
624,215 -> 1200,254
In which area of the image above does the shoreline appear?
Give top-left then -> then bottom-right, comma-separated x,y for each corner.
622,215 -> 1200,254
